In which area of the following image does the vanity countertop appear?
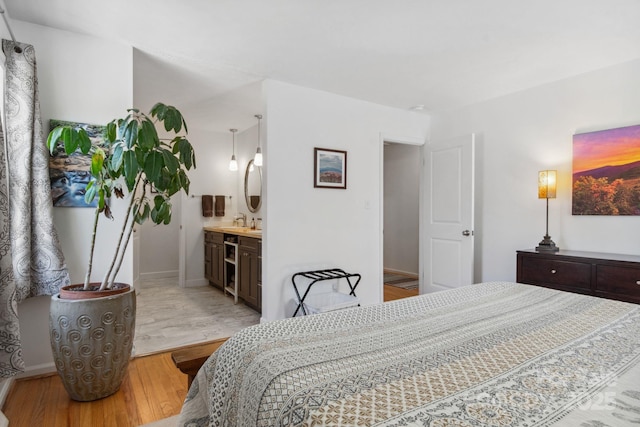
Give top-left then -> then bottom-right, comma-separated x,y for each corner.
204,226 -> 262,239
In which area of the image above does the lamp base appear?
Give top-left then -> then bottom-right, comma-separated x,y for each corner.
536,235 -> 559,252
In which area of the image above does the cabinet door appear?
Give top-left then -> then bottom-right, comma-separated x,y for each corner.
239,249 -> 259,309
204,243 -> 213,281
211,242 -> 224,289
205,232 -> 225,289
257,245 -> 262,312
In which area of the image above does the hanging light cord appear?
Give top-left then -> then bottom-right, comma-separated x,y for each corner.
254,114 -> 263,166
256,114 -> 262,148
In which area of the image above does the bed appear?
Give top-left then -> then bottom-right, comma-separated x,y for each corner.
178,281 -> 640,426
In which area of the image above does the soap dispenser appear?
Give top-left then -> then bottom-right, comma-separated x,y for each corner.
250,217 -> 256,230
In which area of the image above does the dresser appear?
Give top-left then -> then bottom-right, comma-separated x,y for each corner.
516,249 -> 640,304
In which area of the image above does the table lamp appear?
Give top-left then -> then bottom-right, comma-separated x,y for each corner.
536,170 -> 559,252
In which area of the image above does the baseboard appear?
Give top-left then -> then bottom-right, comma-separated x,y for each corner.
383,268 -> 418,278
15,362 -> 56,379
140,270 -> 179,280
184,278 -> 208,288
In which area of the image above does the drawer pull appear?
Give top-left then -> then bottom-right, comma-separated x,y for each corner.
550,269 -> 557,274
636,280 -> 640,285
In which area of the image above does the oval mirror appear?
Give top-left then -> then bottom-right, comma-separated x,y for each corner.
244,159 -> 262,213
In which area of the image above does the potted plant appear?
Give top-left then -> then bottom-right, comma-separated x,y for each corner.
47,103 -> 196,401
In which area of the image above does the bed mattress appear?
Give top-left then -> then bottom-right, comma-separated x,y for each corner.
178,281 -> 640,426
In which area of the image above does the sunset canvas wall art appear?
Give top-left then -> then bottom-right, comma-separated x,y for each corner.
573,124 -> 640,215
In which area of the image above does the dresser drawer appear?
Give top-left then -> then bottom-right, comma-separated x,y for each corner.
519,256 -> 591,291
595,265 -> 640,301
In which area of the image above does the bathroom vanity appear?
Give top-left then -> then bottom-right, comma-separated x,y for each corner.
204,226 -> 262,312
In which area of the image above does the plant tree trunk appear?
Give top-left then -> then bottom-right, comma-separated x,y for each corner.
100,175 -> 143,290
84,208 -> 101,289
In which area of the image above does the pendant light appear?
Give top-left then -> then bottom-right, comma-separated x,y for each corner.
228,128 -> 238,171
254,114 -> 263,166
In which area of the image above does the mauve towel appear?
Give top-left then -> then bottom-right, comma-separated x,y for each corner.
202,195 -> 213,217
215,195 -> 225,216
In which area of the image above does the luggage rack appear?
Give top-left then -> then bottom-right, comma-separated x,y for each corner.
292,268 -> 361,316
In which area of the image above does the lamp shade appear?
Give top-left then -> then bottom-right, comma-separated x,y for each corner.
538,170 -> 557,199
229,155 -> 238,171
254,147 -> 263,166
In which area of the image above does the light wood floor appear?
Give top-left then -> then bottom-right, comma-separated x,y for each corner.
3,351 -> 187,427
384,283 -> 419,301
3,285 -> 416,427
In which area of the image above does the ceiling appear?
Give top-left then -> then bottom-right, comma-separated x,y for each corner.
4,0 -> 640,132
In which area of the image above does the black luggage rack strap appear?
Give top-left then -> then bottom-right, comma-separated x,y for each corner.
291,268 -> 361,317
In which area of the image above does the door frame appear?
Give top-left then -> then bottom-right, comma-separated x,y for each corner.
178,192 -> 186,288
379,133 -> 425,301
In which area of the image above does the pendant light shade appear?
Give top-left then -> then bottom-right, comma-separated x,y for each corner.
254,147 -> 263,167
229,129 -> 238,171
254,114 -> 263,166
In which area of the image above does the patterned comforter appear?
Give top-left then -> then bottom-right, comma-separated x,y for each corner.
178,282 -> 640,426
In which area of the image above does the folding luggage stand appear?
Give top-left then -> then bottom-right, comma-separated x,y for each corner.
291,268 -> 361,317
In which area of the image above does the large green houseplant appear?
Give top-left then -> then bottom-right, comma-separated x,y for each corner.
47,103 -> 196,401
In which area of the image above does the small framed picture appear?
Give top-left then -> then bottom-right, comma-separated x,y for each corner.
48,119 -> 106,208
314,147 -> 347,189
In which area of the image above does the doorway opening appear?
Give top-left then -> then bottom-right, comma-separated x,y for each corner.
382,140 -> 422,301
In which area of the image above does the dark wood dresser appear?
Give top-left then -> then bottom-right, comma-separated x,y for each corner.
516,249 -> 640,304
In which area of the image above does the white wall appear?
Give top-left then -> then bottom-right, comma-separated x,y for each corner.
262,80 -> 429,321
431,58 -> 640,282
132,54 -> 181,280
182,128 -> 241,286
138,193 -> 181,279
14,20 -> 133,374
383,143 -> 420,275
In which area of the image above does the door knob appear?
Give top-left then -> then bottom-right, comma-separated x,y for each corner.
462,230 -> 472,236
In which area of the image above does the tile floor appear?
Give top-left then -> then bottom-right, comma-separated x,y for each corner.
133,277 -> 260,356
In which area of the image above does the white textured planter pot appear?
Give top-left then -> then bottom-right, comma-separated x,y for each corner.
49,287 -> 136,401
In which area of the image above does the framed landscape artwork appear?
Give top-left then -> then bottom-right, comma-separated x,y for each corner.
314,147 -> 347,189
48,120 -> 106,207
572,124 -> 640,215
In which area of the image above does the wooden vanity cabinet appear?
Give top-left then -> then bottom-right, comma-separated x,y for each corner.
257,240 -> 262,311
517,249 -> 640,304
204,231 -> 224,290
238,236 -> 261,312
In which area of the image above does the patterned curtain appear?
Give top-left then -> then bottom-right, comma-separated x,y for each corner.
0,40 -> 70,378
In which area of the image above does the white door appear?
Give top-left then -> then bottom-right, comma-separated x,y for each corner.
424,134 -> 475,293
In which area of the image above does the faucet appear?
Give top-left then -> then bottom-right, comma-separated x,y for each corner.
234,212 -> 247,227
